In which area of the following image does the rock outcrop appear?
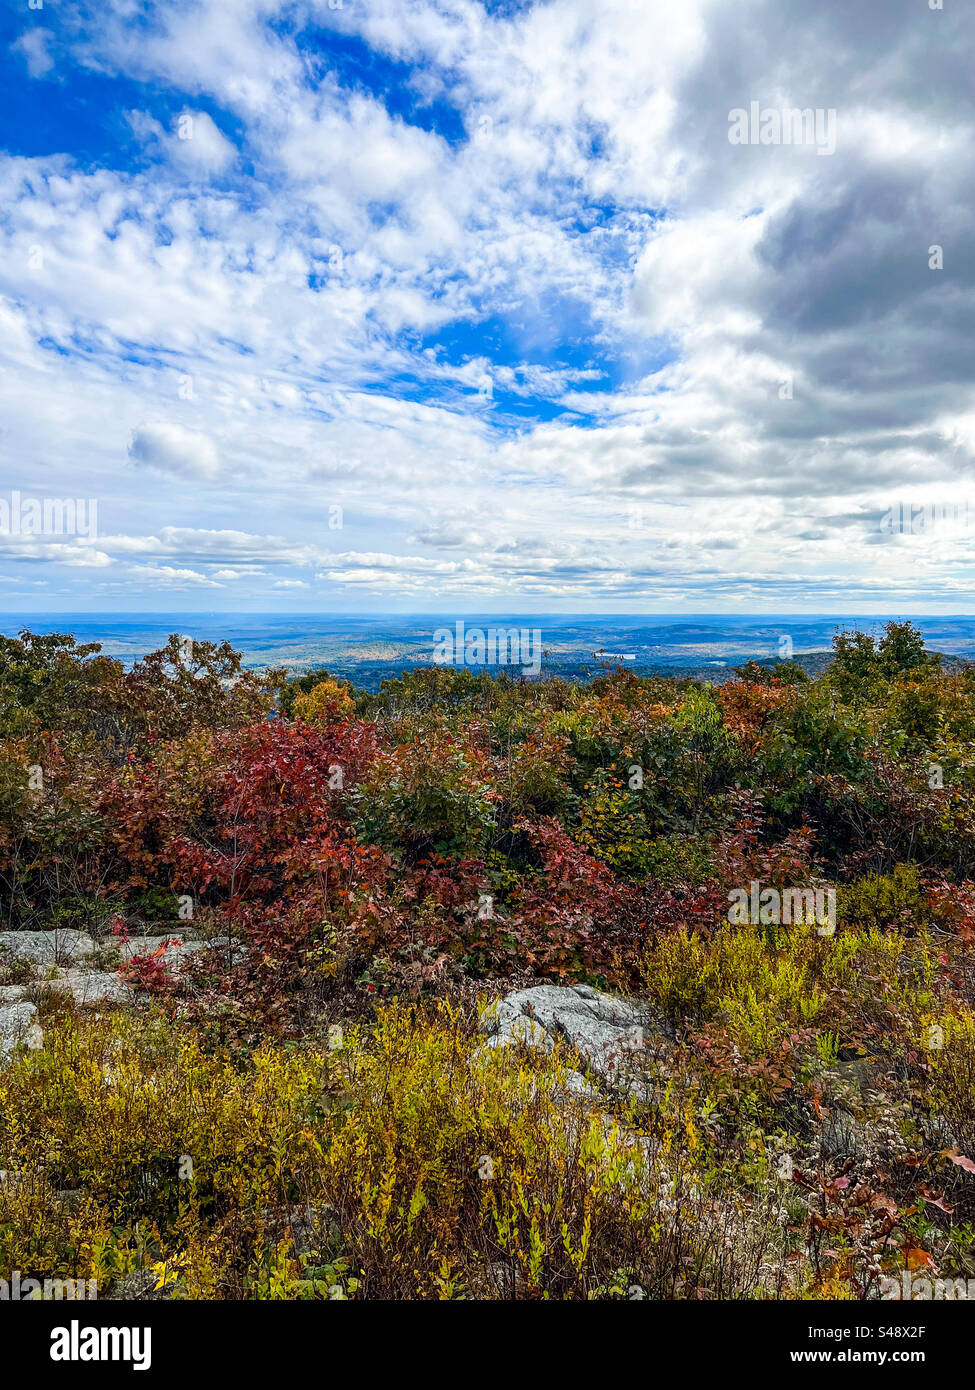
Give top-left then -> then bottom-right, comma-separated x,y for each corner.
0,930 -> 95,965
478,984 -> 669,1092
0,931 -> 246,1058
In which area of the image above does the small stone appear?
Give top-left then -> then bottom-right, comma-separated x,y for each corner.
0,1001 -> 42,1061
820,1107 -> 865,1158
104,1269 -> 177,1301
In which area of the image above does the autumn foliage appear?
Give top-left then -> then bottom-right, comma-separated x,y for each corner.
3,622 -> 975,1299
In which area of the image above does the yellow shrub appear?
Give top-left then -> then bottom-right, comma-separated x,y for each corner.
0,1000 -> 782,1300
292,680 -> 355,725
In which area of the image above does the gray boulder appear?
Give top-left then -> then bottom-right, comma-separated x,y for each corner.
44,970 -> 133,1006
0,930 -> 95,965
0,1001 -> 43,1060
479,984 -> 667,1087
117,935 -> 244,967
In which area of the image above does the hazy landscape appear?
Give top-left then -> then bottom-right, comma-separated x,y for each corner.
4,613 -> 975,689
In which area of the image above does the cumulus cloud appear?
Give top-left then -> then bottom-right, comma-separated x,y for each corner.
168,111 -> 237,176
0,0 -> 972,610
0,539 -> 113,568
411,523 -> 485,549
128,424 -> 221,480
127,564 -> 224,587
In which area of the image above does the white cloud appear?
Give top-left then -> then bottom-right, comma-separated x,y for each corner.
128,423 -> 221,480
0,0 -> 971,611
0,539 -> 113,568
11,28 -> 55,79
169,111 -> 236,176
127,564 -> 225,587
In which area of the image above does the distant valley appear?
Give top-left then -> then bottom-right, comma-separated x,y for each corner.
3,613 -> 975,690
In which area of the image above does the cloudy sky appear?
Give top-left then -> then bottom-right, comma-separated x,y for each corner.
0,0 -> 972,613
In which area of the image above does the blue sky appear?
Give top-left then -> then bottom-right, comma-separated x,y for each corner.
0,0 -> 973,613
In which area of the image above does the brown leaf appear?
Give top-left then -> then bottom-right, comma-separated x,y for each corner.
943,1150 -> 975,1174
